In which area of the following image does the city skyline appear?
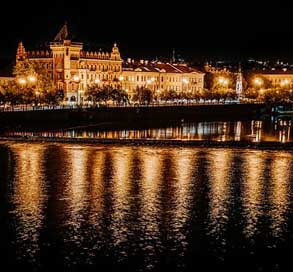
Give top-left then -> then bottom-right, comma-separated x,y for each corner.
1,1 -> 293,62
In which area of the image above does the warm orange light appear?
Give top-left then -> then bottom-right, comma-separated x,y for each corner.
280,79 -> 289,86
28,75 -> 36,83
254,78 -> 263,86
18,78 -> 26,85
182,78 -> 189,84
218,77 -> 228,85
73,75 -> 80,82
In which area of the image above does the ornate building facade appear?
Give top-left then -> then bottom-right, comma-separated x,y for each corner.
16,23 -> 123,103
121,59 -> 204,95
15,23 -> 205,103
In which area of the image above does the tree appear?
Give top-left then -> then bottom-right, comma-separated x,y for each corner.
159,89 -> 178,101
111,87 -> 129,104
132,86 -> 153,104
8,59 -> 60,106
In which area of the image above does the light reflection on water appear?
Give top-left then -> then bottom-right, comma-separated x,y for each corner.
10,144 -> 47,264
3,118 -> 293,142
2,143 -> 293,271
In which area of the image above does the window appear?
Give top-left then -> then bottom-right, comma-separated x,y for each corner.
66,48 -> 69,56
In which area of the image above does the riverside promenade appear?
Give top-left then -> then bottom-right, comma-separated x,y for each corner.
0,103 -> 267,129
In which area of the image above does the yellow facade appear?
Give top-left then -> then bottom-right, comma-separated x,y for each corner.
261,73 -> 293,88
15,23 -> 205,104
121,60 -> 204,96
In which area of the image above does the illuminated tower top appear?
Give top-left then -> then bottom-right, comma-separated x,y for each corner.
16,41 -> 26,61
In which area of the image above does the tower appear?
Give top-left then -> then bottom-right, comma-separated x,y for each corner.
236,63 -> 243,99
172,49 -> 176,63
16,41 -> 26,62
50,22 -> 82,100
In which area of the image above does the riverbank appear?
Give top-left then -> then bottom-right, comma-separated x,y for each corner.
1,136 -> 292,150
0,103 -> 267,129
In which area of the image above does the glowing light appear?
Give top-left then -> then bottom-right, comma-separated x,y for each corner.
73,75 -> 80,82
18,78 -> 27,85
280,79 -> 289,87
254,78 -> 263,86
119,76 -> 124,81
218,77 -> 228,85
94,78 -> 100,84
146,79 -> 152,84
182,78 -> 189,84
28,75 -> 36,83
151,77 -> 155,82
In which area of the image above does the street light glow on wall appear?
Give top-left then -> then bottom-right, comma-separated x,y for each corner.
218,77 -> 228,86
254,78 -> 263,87
28,75 -> 36,83
73,75 -> 80,82
280,79 -> 289,87
182,78 -> 189,84
18,78 -> 27,85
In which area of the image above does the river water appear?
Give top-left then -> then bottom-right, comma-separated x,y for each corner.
0,142 -> 292,271
3,117 -> 293,143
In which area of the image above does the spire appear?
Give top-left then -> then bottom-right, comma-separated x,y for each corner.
236,62 -> 243,99
172,48 -> 176,63
54,21 -> 69,41
16,41 -> 26,61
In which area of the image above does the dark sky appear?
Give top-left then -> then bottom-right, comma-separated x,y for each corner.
1,1 -> 293,62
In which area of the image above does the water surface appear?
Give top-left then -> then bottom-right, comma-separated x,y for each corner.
0,143 -> 292,271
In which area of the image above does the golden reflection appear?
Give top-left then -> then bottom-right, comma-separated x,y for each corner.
88,150 -> 105,227
242,151 -> 264,238
208,150 -> 232,237
251,121 -> 262,142
110,148 -> 132,248
63,146 -> 89,239
139,148 -> 163,267
171,149 -> 195,251
11,143 -> 46,260
140,148 -> 162,235
270,153 -> 290,237
234,121 -> 241,141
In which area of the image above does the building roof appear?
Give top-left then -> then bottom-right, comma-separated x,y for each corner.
123,60 -> 204,74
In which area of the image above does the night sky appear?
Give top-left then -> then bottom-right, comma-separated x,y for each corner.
0,1 -> 292,63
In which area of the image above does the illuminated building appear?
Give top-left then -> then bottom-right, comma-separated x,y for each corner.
16,23 -> 122,103
15,22 -> 204,103
121,59 -> 204,96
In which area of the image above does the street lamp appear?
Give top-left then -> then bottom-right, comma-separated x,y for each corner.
18,78 -> 27,85
28,75 -> 37,83
253,78 -> 263,87
218,77 -> 229,86
280,79 -> 289,87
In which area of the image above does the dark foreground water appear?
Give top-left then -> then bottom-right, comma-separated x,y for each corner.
0,143 -> 292,271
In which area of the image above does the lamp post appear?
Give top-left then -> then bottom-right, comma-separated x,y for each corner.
73,75 -> 82,105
